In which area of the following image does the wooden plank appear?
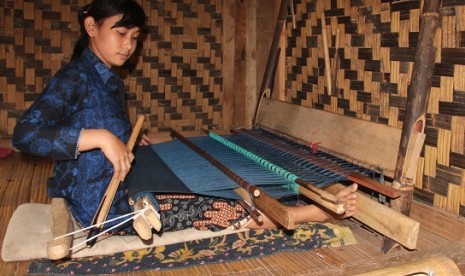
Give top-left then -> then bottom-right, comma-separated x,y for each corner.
256,97 -> 401,178
325,183 -> 419,250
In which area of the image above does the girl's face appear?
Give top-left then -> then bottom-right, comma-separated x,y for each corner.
85,14 -> 141,68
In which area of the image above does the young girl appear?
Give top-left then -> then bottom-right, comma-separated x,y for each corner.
12,0 -> 147,234
12,0 -> 358,237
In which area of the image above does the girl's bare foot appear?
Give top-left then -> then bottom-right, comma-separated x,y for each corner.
310,183 -> 359,222
334,183 -> 358,218
245,183 -> 359,229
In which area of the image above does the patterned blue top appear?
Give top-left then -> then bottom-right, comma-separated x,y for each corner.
12,48 -> 133,232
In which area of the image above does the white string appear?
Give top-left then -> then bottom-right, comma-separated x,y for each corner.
53,205 -> 150,252
54,208 -> 145,240
70,210 -> 145,251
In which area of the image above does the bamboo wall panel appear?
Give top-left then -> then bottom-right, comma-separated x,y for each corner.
0,0 -> 224,137
285,0 -> 465,217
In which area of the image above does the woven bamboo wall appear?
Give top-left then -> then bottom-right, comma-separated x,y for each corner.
285,0 -> 465,216
0,0 -> 224,137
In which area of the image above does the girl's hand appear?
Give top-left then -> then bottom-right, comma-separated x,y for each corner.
138,133 -> 155,146
78,129 -> 134,181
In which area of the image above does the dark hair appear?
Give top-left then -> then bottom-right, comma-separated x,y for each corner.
72,0 -> 146,60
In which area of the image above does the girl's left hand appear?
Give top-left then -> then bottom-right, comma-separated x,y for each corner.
138,133 -> 154,146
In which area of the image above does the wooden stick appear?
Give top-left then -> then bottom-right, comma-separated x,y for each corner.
331,29 -> 340,95
247,187 -> 295,229
170,128 -> 261,198
86,115 -> 145,247
348,173 -> 401,198
238,199 -> 263,223
321,12 -> 332,95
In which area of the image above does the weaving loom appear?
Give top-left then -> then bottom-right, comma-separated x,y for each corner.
126,128 -> 379,217
124,95 -> 421,249
37,97 -> 420,261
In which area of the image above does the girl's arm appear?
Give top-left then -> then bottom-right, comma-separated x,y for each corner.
78,129 -> 134,181
12,67 -> 86,160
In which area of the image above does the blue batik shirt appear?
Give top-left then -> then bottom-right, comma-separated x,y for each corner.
12,48 -> 133,233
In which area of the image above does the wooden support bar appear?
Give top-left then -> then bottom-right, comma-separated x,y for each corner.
47,198 -> 73,260
347,173 -> 401,199
325,183 -> 419,250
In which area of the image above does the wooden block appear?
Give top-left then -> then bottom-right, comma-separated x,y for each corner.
47,198 -> 73,260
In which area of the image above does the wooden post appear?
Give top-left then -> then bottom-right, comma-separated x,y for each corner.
252,0 -> 289,124
223,0 -> 247,129
383,0 -> 442,253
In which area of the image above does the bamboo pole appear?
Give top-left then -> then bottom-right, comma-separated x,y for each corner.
252,0 -> 289,124
384,0 -> 443,253
321,12 -> 332,95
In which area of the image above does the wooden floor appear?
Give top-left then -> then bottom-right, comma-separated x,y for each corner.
1,143 -> 465,275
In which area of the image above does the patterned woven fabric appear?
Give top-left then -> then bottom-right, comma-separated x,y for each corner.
28,222 -> 357,274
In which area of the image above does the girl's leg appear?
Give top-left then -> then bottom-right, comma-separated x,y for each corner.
245,183 -> 358,229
